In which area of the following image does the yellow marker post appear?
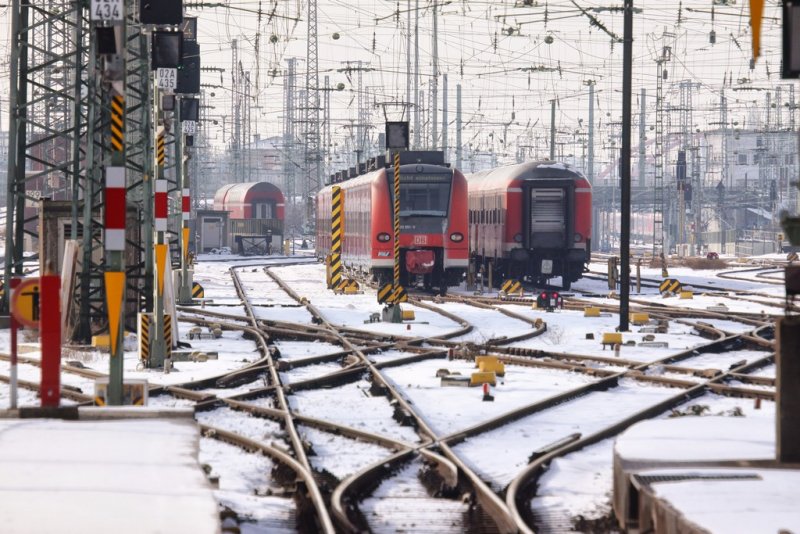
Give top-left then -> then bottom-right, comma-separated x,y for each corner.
182,227 -> 190,262
330,186 -> 343,289
155,244 -> 168,296
749,0 -> 764,60
104,272 -> 126,355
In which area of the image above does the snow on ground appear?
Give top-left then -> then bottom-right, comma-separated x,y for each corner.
280,361 -> 345,383
368,349 -> 423,364
501,307 -> 706,360
626,291 -> 785,315
616,412 -> 774,462
198,437 -> 296,534
273,340 -> 343,361
81,322 -> 262,387
299,425 -> 392,480
530,393 -> 776,528
236,267 -> 300,306
359,459 -> 470,534
667,349 -> 772,372
530,440 -> 616,529
195,406 -> 285,444
271,263 -> 464,338
0,380 -> 43,409
381,357 -> 597,437
289,379 -> 420,444
750,364 -> 776,378
0,358 -> 96,396
430,301 -> 534,343
589,262 -> 779,293
454,378 -> 677,490
252,305 -> 314,323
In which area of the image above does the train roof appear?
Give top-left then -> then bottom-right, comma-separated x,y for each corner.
319,160 -> 455,195
213,181 -> 285,207
466,160 -> 590,192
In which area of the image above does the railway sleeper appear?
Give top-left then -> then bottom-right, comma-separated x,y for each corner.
391,401 -> 418,429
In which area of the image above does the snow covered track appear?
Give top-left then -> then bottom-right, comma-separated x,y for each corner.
161,258 -> 784,532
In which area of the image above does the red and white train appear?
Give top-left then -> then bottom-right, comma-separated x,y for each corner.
467,161 -> 592,289
316,152 -> 468,294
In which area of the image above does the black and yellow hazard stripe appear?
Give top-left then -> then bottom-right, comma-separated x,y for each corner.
393,152 -> 401,289
164,314 -> 173,358
192,282 -> 204,299
659,278 -> 682,294
377,282 -> 394,304
330,185 -> 343,289
156,133 -> 166,166
336,279 -> 360,293
110,95 -> 124,151
501,279 -> 521,294
139,313 -> 150,362
390,285 -> 408,303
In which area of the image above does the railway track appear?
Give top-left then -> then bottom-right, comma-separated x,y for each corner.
1,257 -> 781,532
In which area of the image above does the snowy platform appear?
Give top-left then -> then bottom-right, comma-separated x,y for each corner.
612,416 -> 800,533
0,409 -> 219,534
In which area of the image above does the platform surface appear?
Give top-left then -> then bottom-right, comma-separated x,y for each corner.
0,417 -> 219,534
615,416 -> 800,533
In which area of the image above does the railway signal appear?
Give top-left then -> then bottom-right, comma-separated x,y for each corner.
381,123 -> 409,322
536,291 -> 563,311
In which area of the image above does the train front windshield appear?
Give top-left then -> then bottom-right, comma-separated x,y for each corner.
395,173 -> 452,217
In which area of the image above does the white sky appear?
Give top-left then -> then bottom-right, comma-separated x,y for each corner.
0,1 -> 792,163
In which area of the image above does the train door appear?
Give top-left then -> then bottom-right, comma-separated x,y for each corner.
202,217 -> 223,251
523,179 -> 575,253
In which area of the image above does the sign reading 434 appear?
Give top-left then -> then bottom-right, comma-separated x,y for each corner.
90,0 -> 123,22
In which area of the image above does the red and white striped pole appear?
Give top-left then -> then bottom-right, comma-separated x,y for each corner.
155,179 -> 168,232
104,167 -> 126,251
182,188 -> 190,221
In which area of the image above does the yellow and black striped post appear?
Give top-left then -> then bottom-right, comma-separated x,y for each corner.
156,131 -> 166,166
330,186 -> 343,289
393,152 -> 401,289
110,95 -> 125,152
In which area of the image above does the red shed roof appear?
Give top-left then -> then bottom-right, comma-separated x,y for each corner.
213,181 -> 285,210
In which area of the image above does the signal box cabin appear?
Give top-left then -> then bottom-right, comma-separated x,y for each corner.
212,182 -> 285,255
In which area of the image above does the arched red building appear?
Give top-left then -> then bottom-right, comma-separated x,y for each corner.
210,182 -> 285,255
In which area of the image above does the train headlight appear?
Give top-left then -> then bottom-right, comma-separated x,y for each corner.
450,232 -> 464,242
377,232 -> 391,242
574,233 -> 583,242
514,233 -> 523,243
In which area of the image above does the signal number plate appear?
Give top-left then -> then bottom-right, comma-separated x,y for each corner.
157,68 -> 178,91
541,259 -> 553,274
91,0 -> 123,21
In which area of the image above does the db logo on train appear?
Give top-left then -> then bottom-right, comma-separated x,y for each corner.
413,235 -> 428,245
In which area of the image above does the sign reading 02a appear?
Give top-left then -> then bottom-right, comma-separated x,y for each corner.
11,278 -> 42,329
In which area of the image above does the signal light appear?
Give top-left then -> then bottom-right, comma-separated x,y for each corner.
537,291 -> 562,312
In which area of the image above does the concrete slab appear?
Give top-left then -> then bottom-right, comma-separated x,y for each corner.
0,416 -> 219,534
612,416 -> 792,533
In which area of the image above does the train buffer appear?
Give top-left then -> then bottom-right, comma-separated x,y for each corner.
333,279 -> 361,295
500,279 -> 523,296
659,278 -> 682,296
602,332 -> 623,349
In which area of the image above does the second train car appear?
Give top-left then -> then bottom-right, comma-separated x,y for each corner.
467,161 -> 592,289
316,152 -> 468,294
